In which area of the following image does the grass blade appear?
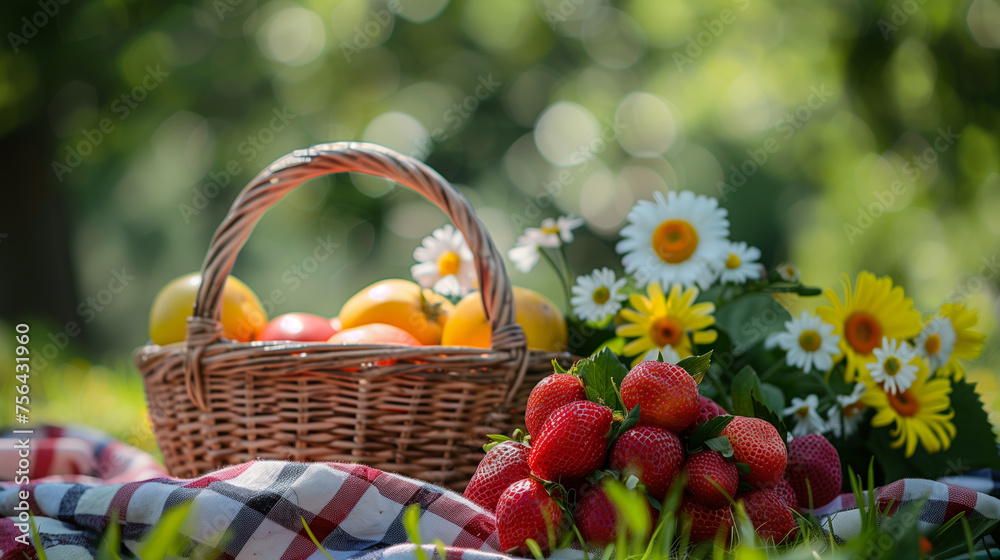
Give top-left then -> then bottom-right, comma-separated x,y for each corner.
300,516 -> 336,560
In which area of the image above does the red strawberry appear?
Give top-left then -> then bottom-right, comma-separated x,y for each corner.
525,373 -> 586,437
721,416 -> 786,487
496,478 -> 564,554
529,401 -> 613,483
574,484 -> 656,548
609,425 -> 684,500
785,434 -> 842,509
682,450 -> 738,509
683,395 -> 727,436
740,488 -> 798,543
621,361 -> 699,432
772,476 -> 799,511
464,441 -> 531,513
680,499 -> 733,543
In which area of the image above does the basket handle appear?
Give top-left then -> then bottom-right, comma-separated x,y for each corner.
188,141 -> 526,353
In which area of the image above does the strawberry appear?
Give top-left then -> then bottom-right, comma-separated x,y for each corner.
529,401 -> 613,483
496,478 -> 564,555
772,476 -> 799,511
609,425 -> 684,500
464,441 -> 531,513
739,488 -> 798,543
785,434 -> 842,509
682,450 -> 738,509
680,499 -> 733,543
721,416 -> 786,487
525,373 -> 587,437
683,395 -> 727,436
620,361 -> 699,432
574,484 -> 656,548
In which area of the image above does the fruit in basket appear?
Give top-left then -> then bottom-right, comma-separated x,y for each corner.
609,425 -> 684,500
620,361 -> 699,432
524,373 -> 586,437
739,488 -> 798,543
682,450 -> 739,509
440,287 -> 568,352
148,272 -> 267,345
680,499 -> 733,543
720,417 -> 786,487
528,400 -> 612,482
338,279 -> 453,345
464,441 -> 531,513
260,312 -> 337,342
327,323 -> 421,347
496,478 -> 563,555
784,434 -> 842,509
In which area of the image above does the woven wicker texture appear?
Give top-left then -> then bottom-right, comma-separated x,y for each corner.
133,142 -> 572,488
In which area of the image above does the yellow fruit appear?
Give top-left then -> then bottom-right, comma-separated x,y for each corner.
441,287 -> 568,352
338,279 -> 453,345
149,273 -> 267,345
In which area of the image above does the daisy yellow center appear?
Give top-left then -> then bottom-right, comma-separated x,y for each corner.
652,220 -> 699,264
887,389 -> 919,417
843,401 -> 866,419
725,253 -> 741,269
795,406 -> 810,419
798,330 -> 822,352
844,312 -> 882,355
592,286 -> 611,305
541,225 -> 560,234
437,251 -> 461,276
883,356 -> 902,377
924,333 -> 941,355
649,316 -> 684,347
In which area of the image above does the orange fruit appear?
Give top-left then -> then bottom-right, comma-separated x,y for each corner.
338,279 -> 453,345
148,273 -> 267,345
441,287 -> 568,352
327,323 -> 422,347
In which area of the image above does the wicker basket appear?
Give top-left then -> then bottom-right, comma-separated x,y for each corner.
133,142 -> 572,489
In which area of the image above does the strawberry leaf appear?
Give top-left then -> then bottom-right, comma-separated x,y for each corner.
552,359 -> 568,374
704,436 -> 734,458
575,348 -> 629,411
730,365 -> 788,442
735,462 -> 751,475
605,404 -> 641,454
676,351 -> 713,384
737,481 -> 755,493
687,415 -> 734,451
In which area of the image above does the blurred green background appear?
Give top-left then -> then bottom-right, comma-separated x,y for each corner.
2,0 -> 999,445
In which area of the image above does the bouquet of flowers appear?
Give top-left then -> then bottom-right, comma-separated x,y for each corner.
407,189 -> 998,485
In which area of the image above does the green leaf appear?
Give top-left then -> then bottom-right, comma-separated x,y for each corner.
713,293 -> 791,356
737,481 -> 754,493
137,501 -> 194,560
593,336 -> 626,356
607,404 -> 641,453
524,538 -> 545,560
676,351 -> 713,384
704,436 -> 734,458
735,462 -> 751,475
576,348 -> 630,411
759,383 -> 786,412
730,366 -> 787,442
552,359 -> 567,374
687,415 -> 734,450
96,511 -> 122,560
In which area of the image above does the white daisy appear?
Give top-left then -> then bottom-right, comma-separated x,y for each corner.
765,311 -> 841,374
913,317 -> 957,371
615,191 -> 730,290
783,394 -> 827,437
507,231 -> 544,273
776,263 -> 800,283
531,215 -> 584,248
411,225 -> 477,295
639,345 -> 681,364
826,383 -> 867,438
865,337 -> 918,395
571,268 -> 628,323
717,241 -> 763,284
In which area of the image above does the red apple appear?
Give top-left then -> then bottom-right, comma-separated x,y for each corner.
260,312 -> 337,342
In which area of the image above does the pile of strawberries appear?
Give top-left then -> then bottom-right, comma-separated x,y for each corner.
463,357 -> 843,554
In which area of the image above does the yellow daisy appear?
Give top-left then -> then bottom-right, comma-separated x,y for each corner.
816,272 -> 922,382
936,303 -> 986,380
616,283 -> 718,366
862,358 -> 955,457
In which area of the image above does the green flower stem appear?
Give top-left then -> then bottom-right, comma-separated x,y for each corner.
539,248 -> 573,312
759,359 -> 787,383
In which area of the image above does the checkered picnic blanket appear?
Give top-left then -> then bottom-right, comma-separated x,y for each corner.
3,426 -> 1000,559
